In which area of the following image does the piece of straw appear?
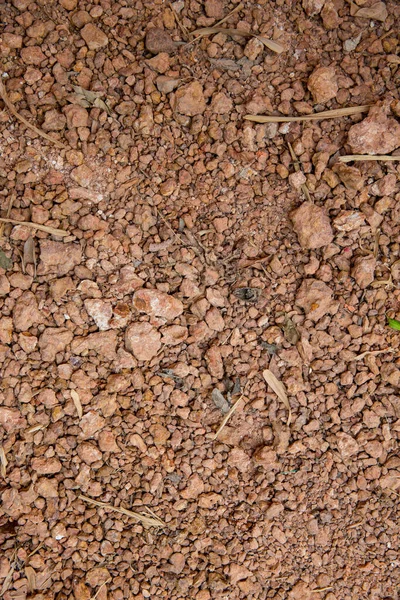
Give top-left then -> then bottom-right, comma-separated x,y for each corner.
244,105 -> 370,123
0,218 -> 68,236
339,154 -> 400,163
78,494 -> 165,529
213,392 -> 246,440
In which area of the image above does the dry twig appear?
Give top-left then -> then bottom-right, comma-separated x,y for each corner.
339,154 -> 400,163
0,78 -> 65,149
0,218 -> 68,237
78,494 -> 165,529
213,392 -> 246,440
244,105 -> 370,123
191,26 -> 284,53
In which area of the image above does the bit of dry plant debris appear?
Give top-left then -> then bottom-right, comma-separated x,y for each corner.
1,0 -> 400,598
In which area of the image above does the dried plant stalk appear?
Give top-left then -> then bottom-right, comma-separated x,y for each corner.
354,348 -> 394,361
339,154 -> 400,163
70,390 -> 83,419
244,105 -> 370,123
191,27 -> 284,53
263,369 -> 292,425
78,494 -> 165,528
0,218 -> 68,236
0,446 -> 7,478
213,393 -> 245,440
0,78 -> 65,149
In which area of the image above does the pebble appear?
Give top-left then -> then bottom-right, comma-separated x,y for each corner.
205,345 -> 224,378
156,76 -> 180,94
335,432 -> 359,459
39,328 -> 73,362
252,447 -> 280,470
351,255 -> 376,289
13,291 -> 42,331
181,474 -> 204,499
80,23 -> 108,50
161,324 -> 188,345
145,27 -> 176,54
84,299 -> 112,331
307,66 -> 338,103
79,411 -> 106,439
244,37 -> 264,60
291,202 -> 333,249
36,478 -> 59,498
348,104 -> 400,154
31,457 -> 62,475
39,241 -> 82,276
295,279 -> 337,321
210,92 -> 233,115
205,307 -> 225,331
0,407 -> 26,433
174,82 -> 206,116
133,288 -> 183,320
169,552 -> 185,574
230,564 -> 253,584
125,322 -> 161,360
77,442 -> 102,464
204,0 -> 224,18
20,46 -> 46,65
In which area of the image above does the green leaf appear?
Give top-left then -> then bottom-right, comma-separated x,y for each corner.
387,316 -> 400,331
0,249 -> 12,270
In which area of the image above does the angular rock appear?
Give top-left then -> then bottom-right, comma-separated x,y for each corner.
174,82 -> 206,116
98,430 -> 120,452
252,447 -> 280,470
77,441 -> 102,464
307,66 -> 338,103
0,407 -> 26,433
230,564 -> 253,585
42,109 -> 66,131
39,240 -> 82,276
133,288 -> 183,320
290,202 -> 333,249
205,345 -> 224,378
79,411 -> 106,439
36,478 -> 59,498
31,457 -> 62,474
169,552 -> 185,575
295,279 -> 337,321
181,473 -> 204,499
13,291 -> 42,331
205,0 -> 223,18
335,432 -> 359,459
161,324 -> 188,345
348,104 -> 400,155
39,327 -> 73,362
72,331 -> 118,360
210,92 -> 233,115
81,23 -> 108,50
351,255 -> 376,289
84,299 -> 112,331
145,27 -> 176,54
333,164 -> 364,191
125,322 -> 161,361
20,46 -> 46,65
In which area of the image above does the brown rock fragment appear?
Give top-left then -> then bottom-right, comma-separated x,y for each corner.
145,27 -> 176,54
31,457 -> 62,474
205,345 -> 224,378
335,432 -> 359,459
133,289 -> 183,320
39,328 -> 73,361
0,407 -> 26,433
174,82 -> 206,116
307,66 -> 338,103
291,202 -> 333,249
348,105 -> 400,154
81,23 -> 108,50
125,322 -> 161,361
351,255 -> 376,288
295,279 -> 337,321
13,291 -> 42,331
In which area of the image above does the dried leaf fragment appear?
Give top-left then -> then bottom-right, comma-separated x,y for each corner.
283,316 -> 300,345
191,27 -> 284,54
0,445 -> 7,478
263,369 -> 292,425
212,388 -> 230,414
0,248 -> 12,270
25,566 -> 36,594
71,389 -> 83,419
387,316 -> 400,331
339,154 -> 400,163
23,236 -> 36,277
78,494 -> 165,528
73,85 -> 112,115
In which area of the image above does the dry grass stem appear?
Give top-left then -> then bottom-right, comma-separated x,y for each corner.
213,2 -> 244,27
25,567 -> 36,594
0,194 -> 14,239
78,494 -> 165,528
90,578 -> 112,600
0,446 -> 7,478
312,587 -> 333,593
354,348 -> 394,361
0,217 -> 68,237
263,369 -> 292,425
25,424 -> 45,434
70,390 -> 83,419
168,2 -> 189,39
191,27 -> 284,53
0,78 -> 65,149
339,154 -> 400,163
244,105 -> 370,123
213,390 -> 247,440
288,141 -> 312,202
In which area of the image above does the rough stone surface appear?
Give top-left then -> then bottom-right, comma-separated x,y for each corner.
174,82 -> 206,116
125,322 -> 161,360
133,289 -> 183,320
348,105 -> 400,154
81,23 -> 108,49
351,255 -> 376,289
307,66 -> 338,103
291,202 -> 333,249
295,279 -> 337,321
145,27 -> 176,54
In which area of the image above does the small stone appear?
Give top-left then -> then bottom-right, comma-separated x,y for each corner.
288,580 -> 318,600
145,27 -> 176,54
229,448 -> 251,472
150,423 -> 170,445
133,288 -> 183,320
36,478 -> 58,498
348,104 -> 400,155
159,179 -> 175,196
3,33 -> 23,48
13,291 -> 42,331
181,473 -> 204,499
114,266 -> 144,296
70,164 -> 94,187
81,23 -> 108,50
333,210 -> 365,232
39,328 -> 73,362
205,307 -> 225,331
307,66 -> 338,103
39,240 -> 82,276
42,109 -> 66,131
161,325 -> 188,345
230,564 -> 253,585
0,275 -> 10,296
60,0 -> 77,10
170,553 -> 185,574
295,279 -> 337,321
64,105 -> 89,128
351,255 -> 376,289
210,92 -> 233,114
252,447 -> 280,470
333,164 -> 364,191
98,430 -> 120,452
156,76 -> 180,94
302,0 -> 325,15
20,46 -> 46,65
31,457 -> 62,475
77,442 -> 102,464
125,322 -> 161,361
244,37 -> 264,60
380,363 -> 400,387
146,52 -> 170,73
205,345 -> 224,378
335,432 -> 359,459
84,299 -> 112,331
174,82 -> 206,116
288,171 -> 307,190
321,1 -> 340,29
291,202 -> 333,249
0,317 -> 13,344
204,0 -> 224,18
0,407 -> 26,433
79,411 -> 106,439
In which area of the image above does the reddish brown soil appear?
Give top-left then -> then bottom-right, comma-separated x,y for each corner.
1,0 -> 400,599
